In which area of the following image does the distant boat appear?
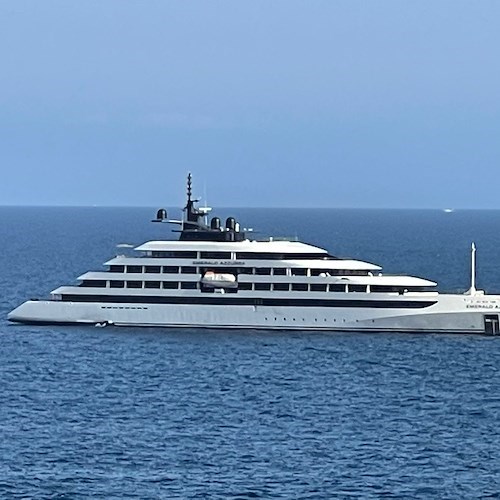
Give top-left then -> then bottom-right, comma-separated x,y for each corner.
443,208 -> 454,213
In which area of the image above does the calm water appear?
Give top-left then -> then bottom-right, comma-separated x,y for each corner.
2,207 -> 500,498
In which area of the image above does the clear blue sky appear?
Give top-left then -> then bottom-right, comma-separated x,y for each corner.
1,0 -> 499,208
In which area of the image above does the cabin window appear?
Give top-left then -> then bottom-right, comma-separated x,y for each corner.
145,281 -> 161,289
238,268 -> 253,275
110,280 -> 125,288
181,282 -> 198,290
255,268 -> 271,275
162,281 -> 178,289
311,269 -> 331,277
238,282 -> 252,290
273,283 -> 289,291
255,283 -> 271,291
126,281 -> 142,288
291,268 -> 308,276
200,252 -> 231,259
127,266 -> 142,274
109,265 -> 124,273
145,266 -> 161,274
371,286 -> 406,293
181,266 -> 197,274
329,284 -> 346,292
292,283 -> 308,291
80,280 -> 107,288
311,284 -> 327,292
272,268 -> 287,276
349,285 -> 367,293
162,266 -> 178,274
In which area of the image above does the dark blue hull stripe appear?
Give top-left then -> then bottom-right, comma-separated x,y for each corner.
60,294 -> 437,309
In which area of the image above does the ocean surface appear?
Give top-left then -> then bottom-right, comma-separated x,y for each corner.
2,207 -> 500,499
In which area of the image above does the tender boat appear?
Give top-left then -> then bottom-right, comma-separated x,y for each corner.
8,174 -> 500,334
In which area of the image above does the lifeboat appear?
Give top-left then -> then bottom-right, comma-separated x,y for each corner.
201,271 -> 237,288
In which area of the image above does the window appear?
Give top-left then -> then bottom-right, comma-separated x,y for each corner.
371,286 -> 402,293
238,282 -> 252,290
310,284 -> 327,292
109,265 -> 124,273
238,268 -> 253,275
181,266 -> 197,274
291,268 -> 308,276
273,268 -> 287,276
311,269 -> 330,277
181,282 -> 198,290
152,251 -> 198,258
127,266 -> 142,273
329,284 -> 346,292
162,281 -> 178,289
145,266 -> 161,274
255,268 -> 271,275
349,285 -> 367,293
126,281 -> 142,288
255,283 -> 271,291
162,266 -> 178,274
145,281 -> 161,289
110,280 -> 125,288
273,283 -> 289,291
200,252 -> 231,259
80,280 -> 107,288
292,283 -> 308,291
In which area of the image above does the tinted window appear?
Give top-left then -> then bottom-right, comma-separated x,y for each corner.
311,284 -> 327,292
126,281 -> 142,288
292,283 -> 308,291
238,282 -> 252,290
162,281 -> 178,289
349,285 -> 367,293
181,282 -> 198,290
255,268 -> 271,275
145,266 -> 161,273
273,283 -> 289,291
273,268 -> 287,276
145,281 -> 161,289
329,284 -> 346,292
127,266 -> 142,273
162,266 -> 178,274
200,252 -> 231,259
238,268 -> 253,275
255,283 -> 271,291
80,280 -> 106,288
110,280 -> 125,288
109,265 -> 124,273
291,268 -> 308,276
152,251 -> 197,258
181,267 -> 197,274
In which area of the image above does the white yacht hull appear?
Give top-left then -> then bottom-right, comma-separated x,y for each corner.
8,293 -> 500,334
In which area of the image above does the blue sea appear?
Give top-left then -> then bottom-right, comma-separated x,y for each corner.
2,207 -> 500,499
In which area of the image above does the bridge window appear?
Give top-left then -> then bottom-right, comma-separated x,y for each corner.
109,265 -> 124,273
200,252 -> 231,259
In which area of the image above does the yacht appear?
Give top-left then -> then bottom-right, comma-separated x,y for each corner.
8,174 -> 500,334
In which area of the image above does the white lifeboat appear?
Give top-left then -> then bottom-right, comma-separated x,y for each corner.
201,271 -> 237,288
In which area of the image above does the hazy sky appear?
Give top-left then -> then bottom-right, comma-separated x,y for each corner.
1,1 -> 499,208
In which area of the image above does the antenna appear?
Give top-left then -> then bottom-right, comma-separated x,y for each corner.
187,172 -> 192,202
